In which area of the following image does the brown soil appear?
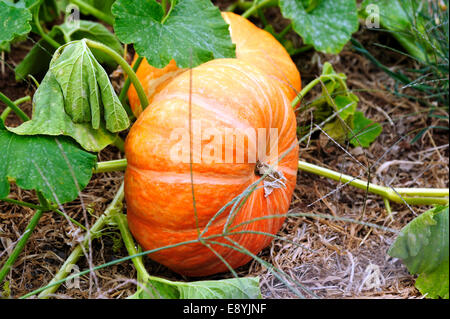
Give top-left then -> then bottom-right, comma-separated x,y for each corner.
0,3 -> 448,299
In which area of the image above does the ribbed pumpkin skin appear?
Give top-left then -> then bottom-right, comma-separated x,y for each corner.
125,58 -> 299,276
127,12 -> 301,116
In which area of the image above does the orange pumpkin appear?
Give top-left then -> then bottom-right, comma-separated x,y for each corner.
124,13 -> 300,277
127,12 -> 301,116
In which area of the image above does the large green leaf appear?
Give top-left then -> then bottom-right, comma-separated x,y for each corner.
8,71 -> 118,152
388,205 -> 449,299
0,120 -> 96,204
279,0 -> 359,54
15,20 -> 123,81
0,1 -> 32,45
112,0 -> 236,68
130,276 -> 262,299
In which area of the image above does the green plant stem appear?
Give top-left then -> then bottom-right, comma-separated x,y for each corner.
113,213 -> 150,283
241,0 -> 278,18
0,93 -> 30,122
0,209 -> 44,284
290,73 -> 346,109
161,0 -> 168,14
227,0 -> 253,12
288,44 -> 314,57
84,39 -> 149,111
68,0 -> 115,26
0,194 -> 49,285
119,55 -> 144,112
33,7 -> 61,49
0,96 -> 31,122
94,159 -> 128,173
298,160 -> 449,205
37,182 -> 125,299
278,23 -> 292,39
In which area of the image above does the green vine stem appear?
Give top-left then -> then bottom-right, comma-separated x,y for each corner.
0,194 -> 50,284
94,159 -> 128,173
0,95 -> 30,122
241,0 -> 278,18
37,182 -> 125,299
290,73 -> 347,110
298,160 -> 449,205
0,209 -> 44,284
84,39 -> 149,111
0,93 -> 30,122
33,6 -> 61,49
113,213 -> 150,284
119,55 -> 144,115
68,0 -> 115,26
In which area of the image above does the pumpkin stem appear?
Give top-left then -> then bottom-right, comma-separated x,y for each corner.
255,161 -> 287,197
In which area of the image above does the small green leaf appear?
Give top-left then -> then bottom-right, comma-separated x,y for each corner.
112,0 -> 236,68
49,40 -> 129,132
279,0 -> 359,54
389,205 -> 449,299
0,120 -> 96,204
0,1 -> 32,44
131,276 -> 261,299
348,111 -> 382,148
8,71 -> 118,152
15,20 -> 123,81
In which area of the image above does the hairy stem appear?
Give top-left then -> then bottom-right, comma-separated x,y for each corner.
298,160 -> 449,205
37,183 -> 125,298
84,39 -> 149,111
68,0 -> 115,26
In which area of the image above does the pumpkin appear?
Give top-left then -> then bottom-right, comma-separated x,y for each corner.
127,12 -> 301,116
124,13 -> 300,277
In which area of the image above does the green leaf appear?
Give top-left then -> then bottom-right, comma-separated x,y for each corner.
348,111 -> 382,148
0,1 -> 32,45
112,0 -> 236,68
0,120 -> 96,204
131,277 -> 262,299
8,71 -> 118,152
279,0 -> 359,54
388,205 -> 449,299
49,40 -> 129,132
359,0 -> 433,62
415,260 -> 449,299
15,20 -> 123,81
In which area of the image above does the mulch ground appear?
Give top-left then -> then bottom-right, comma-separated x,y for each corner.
0,4 -> 448,299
